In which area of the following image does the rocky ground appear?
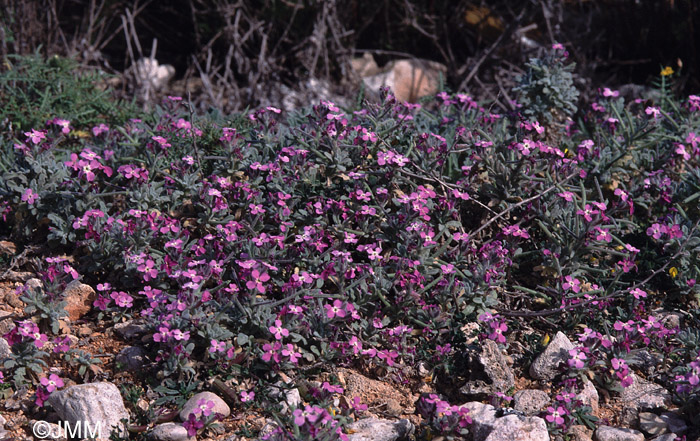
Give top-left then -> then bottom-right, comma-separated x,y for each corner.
0,261 -> 694,441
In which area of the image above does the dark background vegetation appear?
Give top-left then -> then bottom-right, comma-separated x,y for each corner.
2,0 -> 700,112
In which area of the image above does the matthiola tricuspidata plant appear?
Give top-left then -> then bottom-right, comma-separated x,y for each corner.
2,48 -> 700,436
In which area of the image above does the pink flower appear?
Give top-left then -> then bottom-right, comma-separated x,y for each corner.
645,106 -> 661,119
545,406 -> 567,425
602,87 -> 620,97
366,245 -> 383,261
183,413 -> 204,436
240,390 -> 255,402
269,320 -> 289,340
246,269 -> 270,293
195,399 -> 215,416
325,300 -> 346,319
53,336 -> 71,353
516,138 -> 536,155
110,291 -> 134,308
35,387 -> 50,407
261,342 -> 282,362
40,374 -> 64,393
562,275 -> 581,293
210,339 -> 226,353
689,96 -> 700,112
675,143 -> 691,161
281,344 -> 301,363
646,223 -> 667,239
488,321 -> 508,344
630,288 -> 647,299
576,204 -> 598,222
24,129 -> 46,144
593,227 -> 612,243
441,263 -> 455,274
568,348 -> 587,369
617,259 -> 636,273
151,136 -> 171,149
50,118 -> 71,134
92,123 -> 109,136
21,188 -> 39,205
293,405 -> 321,427
249,204 -> 266,215
558,191 -> 575,202
502,225 -> 529,239
348,336 -> 363,354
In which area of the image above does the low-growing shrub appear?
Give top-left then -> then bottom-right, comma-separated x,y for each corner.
1,47 -> 700,437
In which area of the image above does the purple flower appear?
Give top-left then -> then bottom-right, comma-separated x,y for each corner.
630,288 -> 647,299
183,413 -> 204,436
325,300 -> 346,319
545,406 -> 566,425
293,405 -> 321,427
24,129 -> 46,144
110,291 -> 134,308
281,344 -> 301,364
562,275 -> 581,293
246,269 -> 270,293
240,390 -> 255,402
40,374 -> 64,393
195,399 -> 215,416
21,188 -> 39,205
268,320 -> 289,340
576,204 -> 598,222
488,322 -> 508,344
567,348 -> 587,369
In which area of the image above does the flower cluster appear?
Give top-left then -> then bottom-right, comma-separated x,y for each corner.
416,393 -> 472,438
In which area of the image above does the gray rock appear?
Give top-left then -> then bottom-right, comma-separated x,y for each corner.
26,278 -> 43,291
150,422 -> 195,441
285,388 -> 302,409
660,412 -> 688,435
568,424 -> 594,441
115,346 -> 148,371
461,401 -> 499,441
577,380 -> 599,416
595,426 -> 645,441
460,339 -> 515,397
47,382 -> 129,438
346,418 -> 414,441
114,319 -> 149,340
657,311 -> 682,329
0,310 -> 15,335
513,389 -> 550,416
639,412 -> 668,436
620,374 -> 671,425
462,401 -> 549,441
634,350 -> 662,376
0,337 -> 11,360
0,413 -> 5,427
61,280 -> 95,321
266,383 -> 302,414
484,414 -> 550,441
650,435 -> 679,441
529,331 -> 574,381
179,391 -> 230,422
620,374 -> 671,410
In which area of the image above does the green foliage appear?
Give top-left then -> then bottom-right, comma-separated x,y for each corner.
514,46 -> 579,125
0,53 -> 140,134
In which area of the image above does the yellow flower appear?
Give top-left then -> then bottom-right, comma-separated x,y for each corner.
542,334 -> 551,346
661,66 -> 674,77
669,267 -> 678,278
